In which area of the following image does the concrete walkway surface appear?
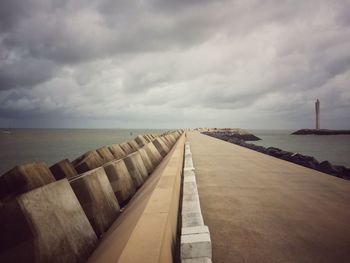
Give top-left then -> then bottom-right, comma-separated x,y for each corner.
187,132 -> 350,263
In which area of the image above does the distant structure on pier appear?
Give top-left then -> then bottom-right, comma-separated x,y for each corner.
315,99 -> 320,130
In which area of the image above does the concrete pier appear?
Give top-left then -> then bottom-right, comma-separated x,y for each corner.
187,132 -> 350,263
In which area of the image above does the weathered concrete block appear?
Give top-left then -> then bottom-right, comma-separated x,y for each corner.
135,135 -> 148,147
71,150 -> 104,174
144,134 -> 152,142
152,138 -> 170,157
144,142 -> 163,167
181,232 -> 211,259
96,146 -> 115,163
182,212 -> 204,227
50,159 -> 78,180
120,142 -> 134,155
70,167 -> 120,237
109,144 -> 127,159
0,179 -> 97,263
103,159 -> 136,205
0,161 -> 55,200
161,136 -> 172,148
138,148 -> 154,174
128,140 -> 140,152
123,152 -> 147,188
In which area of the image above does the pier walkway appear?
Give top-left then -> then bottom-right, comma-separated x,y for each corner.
187,132 -> 350,263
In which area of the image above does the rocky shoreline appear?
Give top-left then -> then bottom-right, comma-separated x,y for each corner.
292,129 -> 350,135
202,131 -> 350,180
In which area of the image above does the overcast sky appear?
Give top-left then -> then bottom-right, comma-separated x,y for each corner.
0,0 -> 349,129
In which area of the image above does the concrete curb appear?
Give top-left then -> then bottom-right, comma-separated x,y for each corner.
181,141 -> 212,263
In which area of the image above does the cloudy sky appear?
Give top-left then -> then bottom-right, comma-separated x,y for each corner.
0,0 -> 349,129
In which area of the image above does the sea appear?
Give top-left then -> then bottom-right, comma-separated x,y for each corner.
0,128 -> 166,174
0,129 -> 349,175
249,129 -> 350,167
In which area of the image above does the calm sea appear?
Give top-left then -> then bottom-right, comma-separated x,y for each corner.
0,128 -> 166,175
249,129 -> 350,167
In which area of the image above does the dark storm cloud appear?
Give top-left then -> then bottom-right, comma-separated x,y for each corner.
0,0 -> 350,128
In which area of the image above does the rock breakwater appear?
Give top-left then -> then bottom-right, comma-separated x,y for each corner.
203,131 -> 350,180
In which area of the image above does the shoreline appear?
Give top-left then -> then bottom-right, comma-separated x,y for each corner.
202,131 -> 350,180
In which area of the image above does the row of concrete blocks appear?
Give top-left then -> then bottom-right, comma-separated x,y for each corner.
181,142 -> 212,263
0,130 -> 183,263
0,132 -> 175,201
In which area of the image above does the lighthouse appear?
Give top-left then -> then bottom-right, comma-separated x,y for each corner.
315,99 -> 320,130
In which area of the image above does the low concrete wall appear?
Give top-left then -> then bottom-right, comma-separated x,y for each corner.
0,161 -> 56,201
0,179 -> 97,263
180,141 -> 212,262
50,159 -> 78,180
103,159 -> 136,205
70,167 -> 121,238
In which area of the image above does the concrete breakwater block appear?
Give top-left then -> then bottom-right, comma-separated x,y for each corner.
0,161 -> 55,200
0,179 -> 97,263
50,159 -> 78,180
123,152 -> 148,188
135,135 -> 148,147
152,138 -> 170,157
96,146 -> 115,163
128,140 -> 140,152
144,142 -> 163,167
165,134 -> 176,144
70,167 -> 120,237
138,148 -> 154,174
181,231 -> 211,260
144,134 -> 153,142
109,144 -> 126,159
120,142 -> 134,155
71,150 -> 104,174
160,136 -> 173,148
103,159 -> 136,205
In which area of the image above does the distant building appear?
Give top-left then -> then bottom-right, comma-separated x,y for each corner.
315,99 -> 320,130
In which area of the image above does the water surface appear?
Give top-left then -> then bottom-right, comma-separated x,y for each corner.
249,129 -> 350,167
0,129 -> 165,174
